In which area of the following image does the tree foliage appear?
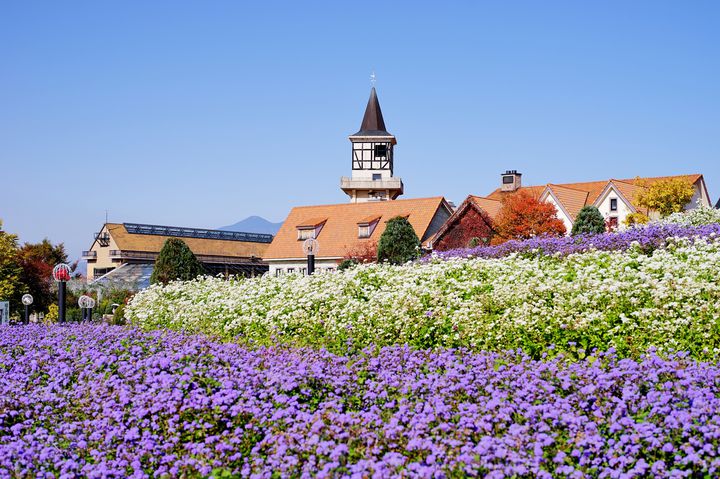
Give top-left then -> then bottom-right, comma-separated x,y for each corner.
343,240 -> 378,265
571,206 -> 606,236
0,220 -> 22,303
492,191 -> 566,243
16,239 -> 71,314
624,212 -> 650,227
377,217 -> 421,264
635,178 -> 695,217
150,239 -> 204,285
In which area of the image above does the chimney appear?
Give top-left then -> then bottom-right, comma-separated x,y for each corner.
501,170 -> 522,192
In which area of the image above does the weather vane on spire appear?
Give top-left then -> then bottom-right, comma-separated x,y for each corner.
370,71 -> 376,87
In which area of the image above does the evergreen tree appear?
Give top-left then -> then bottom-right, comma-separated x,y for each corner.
150,239 -> 204,285
571,206 -> 606,235
377,217 -> 421,264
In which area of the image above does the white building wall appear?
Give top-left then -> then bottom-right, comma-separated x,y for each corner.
686,180 -> 711,210
544,195 -> 574,235
595,189 -> 635,230
267,259 -> 341,276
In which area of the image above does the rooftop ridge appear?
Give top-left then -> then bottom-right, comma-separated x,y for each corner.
289,196 -> 446,210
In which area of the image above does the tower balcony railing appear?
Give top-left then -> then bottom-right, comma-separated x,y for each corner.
340,177 -> 403,191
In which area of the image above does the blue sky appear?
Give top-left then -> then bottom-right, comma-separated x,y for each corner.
1,1 -> 718,262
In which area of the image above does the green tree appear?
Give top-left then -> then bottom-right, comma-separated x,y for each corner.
635,178 -> 695,217
377,217 -> 421,265
571,206 -> 606,235
0,220 -> 22,304
150,238 -> 204,285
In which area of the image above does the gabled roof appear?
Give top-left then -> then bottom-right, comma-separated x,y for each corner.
263,197 -> 452,260
544,184 -> 589,220
431,196 -> 496,247
351,87 -> 392,137
486,174 -> 704,219
105,223 -> 269,258
468,196 -> 503,219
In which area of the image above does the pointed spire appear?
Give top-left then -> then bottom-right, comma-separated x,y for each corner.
353,87 -> 391,136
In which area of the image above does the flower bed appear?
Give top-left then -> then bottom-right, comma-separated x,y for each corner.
1,325 -> 719,478
127,237 -> 720,358
430,223 -> 720,261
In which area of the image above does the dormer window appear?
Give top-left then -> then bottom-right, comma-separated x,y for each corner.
297,228 -> 315,240
357,215 -> 381,238
296,218 -> 327,241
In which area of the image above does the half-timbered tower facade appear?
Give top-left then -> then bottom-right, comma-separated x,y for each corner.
340,87 -> 404,202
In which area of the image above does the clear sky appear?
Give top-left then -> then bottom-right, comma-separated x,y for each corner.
1,1 -> 719,262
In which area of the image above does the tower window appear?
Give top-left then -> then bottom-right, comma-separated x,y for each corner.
374,144 -> 387,158
503,175 -> 515,184
372,174 -> 382,181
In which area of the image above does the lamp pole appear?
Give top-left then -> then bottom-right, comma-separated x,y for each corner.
302,238 -> 320,276
53,264 -> 72,323
21,294 -> 33,324
87,297 -> 95,322
78,295 -> 89,322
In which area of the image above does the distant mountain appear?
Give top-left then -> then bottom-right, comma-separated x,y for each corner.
219,216 -> 282,235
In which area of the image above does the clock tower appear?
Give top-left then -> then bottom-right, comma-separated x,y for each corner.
340,87 -> 404,202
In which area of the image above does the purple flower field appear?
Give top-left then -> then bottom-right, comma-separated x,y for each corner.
2,325 -> 720,478
428,224 -> 720,261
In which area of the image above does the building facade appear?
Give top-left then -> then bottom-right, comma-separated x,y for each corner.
433,171 -> 712,250
263,197 -> 453,275
83,223 -> 271,287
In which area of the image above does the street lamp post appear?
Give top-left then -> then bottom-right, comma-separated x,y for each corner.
86,296 -> 96,322
78,295 -> 90,322
302,238 -> 320,275
21,294 -> 33,324
52,264 -> 72,323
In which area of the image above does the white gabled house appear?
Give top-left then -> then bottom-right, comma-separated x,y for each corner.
432,171 -> 712,249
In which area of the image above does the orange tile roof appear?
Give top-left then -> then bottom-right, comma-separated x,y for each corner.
263,197 -> 452,260
358,215 -> 382,225
296,217 -> 328,228
485,174 -> 702,217
107,224 -> 269,258
468,196 -> 503,219
546,184 -> 589,220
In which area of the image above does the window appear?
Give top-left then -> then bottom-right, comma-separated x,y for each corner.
287,268 -> 295,274
358,225 -> 371,238
374,144 -> 387,158
275,269 -> 283,277
503,175 -> 515,184
372,173 -> 382,181
300,267 -> 307,275
358,217 -> 380,238
297,228 -> 315,240
610,198 -> 618,211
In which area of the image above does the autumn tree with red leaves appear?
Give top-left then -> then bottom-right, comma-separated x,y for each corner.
492,191 -> 566,244
16,239 -> 76,314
